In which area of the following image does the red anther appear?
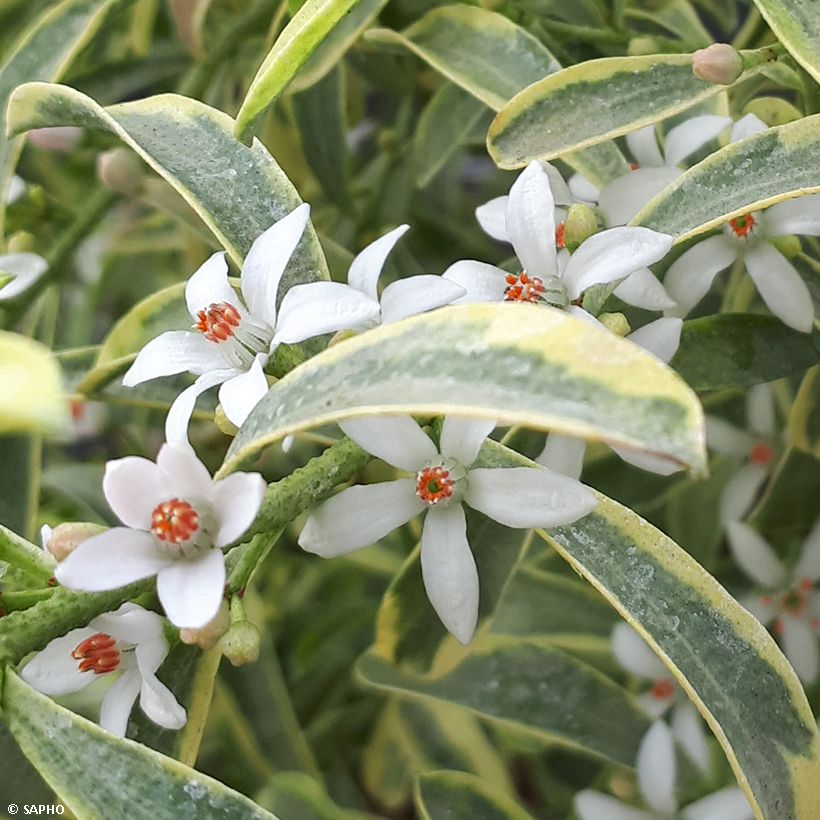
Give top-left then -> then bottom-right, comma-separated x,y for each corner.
47,577 -> 57,587
151,498 -> 200,544
629,162 -> 640,171
555,222 -> 566,250
748,442 -> 774,466
650,679 -> 675,700
504,272 -> 546,303
773,618 -> 784,635
799,578 -> 813,591
728,213 -> 756,238
195,302 -> 241,343
416,466 -> 454,505
70,400 -> 85,423
72,633 -> 120,674
761,595 -> 773,605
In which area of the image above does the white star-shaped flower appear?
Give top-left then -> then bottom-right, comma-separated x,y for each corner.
298,415 -> 597,644
123,204 -> 381,439
445,161 -> 674,319
20,602 -> 186,737
728,518 -> 820,684
0,252 -> 48,301
575,721 -> 752,820
663,194 -> 819,332
55,443 -> 266,629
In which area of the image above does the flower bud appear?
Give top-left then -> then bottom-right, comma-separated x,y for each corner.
45,522 -> 107,562
96,148 -> 144,196
563,204 -> 602,252
692,44 -> 743,85
328,329 -> 356,347
219,621 -> 261,666
598,312 -> 631,338
180,600 -> 230,649
214,405 -> 238,437
6,231 -> 35,254
772,235 -> 801,259
628,37 -> 658,57
28,126 -> 82,153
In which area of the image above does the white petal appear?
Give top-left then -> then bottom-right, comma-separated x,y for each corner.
240,203 -> 310,326
781,616 -> 819,684
611,622 -> 667,679
56,529 -> 172,591
637,721 -> 677,814
465,467 -> 597,528
40,524 -> 53,551
210,471 -> 266,546
741,592 -> 777,626
763,194 -> 820,237
273,281 -> 381,344
442,260 -> 507,303
744,243 -> 814,332
730,113 -> 768,143
218,356 -> 269,428
542,161 -> 574,205
562,227 -> 673,300
614,268 -> 676,310
506,160 -> 557,279
794,519 -> 820,582
611,444 -> 684,475
0,253 -> 48,301
598,168 -> 681,226
20,627 -> 97,695
705,417 -> 754,456
681,787 -> 753,820
475,196 -> 510,243
165,369 -> 236,446
103,455 -> 163,528
92,603 -> 164,647
138,670 -> 187,730
6,174 -> 25,204
626,125 -> 665,167
725,521 -> 787,587
99,669 -> 142,737
626,317 -> 682,363
567,304 -> 604,327
568,174 -> 600,204
339,416 -> 437,471
156,442 -> 213,499
122,331 -> 224,386
663,115 -> 731,167
574,790 -> 653,820
347,224 -> 409,300
637,689 -> 675,719
663,235 -> 737,317
747,382 -> 775,437
720,463 -> 769,523
439,416 -> 495,465
671,701 -> 711,774
535,434 -> 585,479
420,504 -> 478,644
156,548 -> 225,629
298,480 -> 423,557
379,275 -> 465,324
184,252 -> 236,316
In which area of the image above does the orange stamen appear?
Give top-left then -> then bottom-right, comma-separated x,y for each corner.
555,222 -> 566,250
416,466 -> 454,505
72,633 -> 120,674
195,302 -> 241,343
504,272 -> 546,303
728,213 -> 756,238
650,679 -> 675,700
151,498 -> 200,544
749,442 -> 774,466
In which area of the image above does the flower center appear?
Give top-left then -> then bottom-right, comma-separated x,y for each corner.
555,222 -> 566,250
195,301 -> 241,343
780,578 -> 812,617
629,162 -> 640,171
151,498 -> 200,544
749,442 -> 774,466
650,678 -> 675,700
415,458 -> 467,507
72,632 -> 120,674
727,213 -> 757,239
504,272 -> 546,303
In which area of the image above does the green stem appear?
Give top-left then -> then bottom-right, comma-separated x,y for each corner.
539,19 -> 628,46
0,588 -> 55,613
226,529 -> 283,595
732,6 -> 762,51
0,525 -> 54,584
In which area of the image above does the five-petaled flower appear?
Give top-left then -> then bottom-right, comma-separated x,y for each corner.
298,415 -> 597,643
123,204 -> 381,439
575,721 -> 752,820
55,443 -> 266,629
727,518 -> 820,684
20,603 -> 186,737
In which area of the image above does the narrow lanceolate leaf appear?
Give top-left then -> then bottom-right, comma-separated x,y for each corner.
0,0 -> 124,229
221,303 -> 706,477
2,670 -> 280,820
7,82 -> 329,284
487,52 -> 761,168
671,314 -> 820,390
751,0 -> 820,83
415,771 -> 534,820
633,115 -> 820,241
234,0 -> 364,140
357,636 -> 650,766
788,366 -> 820,459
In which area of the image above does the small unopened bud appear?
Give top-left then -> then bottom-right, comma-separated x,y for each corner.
692,44 -> 743,85
772,234 -> 801,259
598,312 -> 631,337
28,126 -> 82,153
219,596 -> 261,666
563,204 -> 602,252
328,329 -> 356,347
628,37 -> 658,57
96,148 -> 144,196
45,522 -> 107,562
214,405 -> 238,437
7,231 -> 35,254
180,600 -> 230,649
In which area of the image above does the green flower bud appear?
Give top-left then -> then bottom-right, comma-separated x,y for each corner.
219,596 -> 261,666
772,235 -> 801,260
96,148 -> 145,196
7,231 -> 35,254
563,204 -> 602,252
692,43 -> 743,85
598,312 -> 631,338
214,405 -> 238,437
628,37 -> 658,57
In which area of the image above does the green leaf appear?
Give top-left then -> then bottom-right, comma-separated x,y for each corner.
7,82 -> 329,283
1,669 -> 280,820
256,772 -> 371,820
0,0 -> 125,230
0,523 -> 52,584
221,304 -> 707,478
487,52 -> 763,168
751,0 -> 820,83
788,365 -> 820,459
671,314 -> 820,390
633,115 -> 820,241
234,0 -> 365,140
0,437 -> 41,543
415,770 -> 534,820
0,720 -> 53,808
